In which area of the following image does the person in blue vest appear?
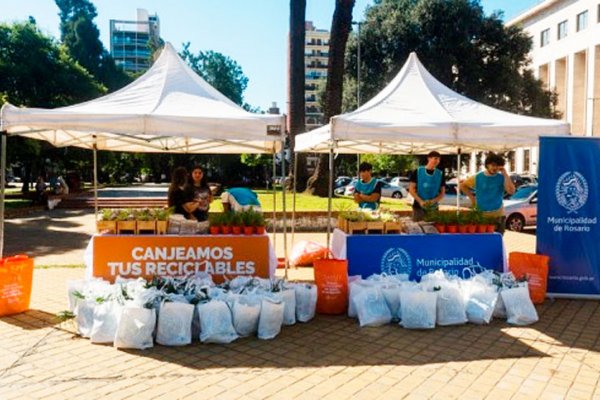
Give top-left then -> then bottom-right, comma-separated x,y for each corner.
459,153 -> 515,234
408,151 -> 446,221
353,162 -> 382,210
221,187 -> 262,212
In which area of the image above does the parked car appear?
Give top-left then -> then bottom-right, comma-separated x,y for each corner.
510,173 -> 538,189
380,182 -> 409,199
335,176 -> 352,189
342,178 -> 359,196
438,182 -> 470,206
389,176 -> 410,189
503,184 -> 537,232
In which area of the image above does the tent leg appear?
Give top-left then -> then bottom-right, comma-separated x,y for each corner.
326,148 -> 334,256
456,148 -> 461,212
0,131 -> 6,258
272,154 -> 277,249
281,147 -> 288,279
93,140 -> 98,222
291,154 -> 298,249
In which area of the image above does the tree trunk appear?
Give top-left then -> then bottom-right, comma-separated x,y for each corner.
288,0 -> 309,192
305,0 -> 355,196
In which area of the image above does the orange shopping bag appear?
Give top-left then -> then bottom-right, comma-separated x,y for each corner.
508,252 -> 549,304
313,258 -> 348,314
0,255 -> 34,317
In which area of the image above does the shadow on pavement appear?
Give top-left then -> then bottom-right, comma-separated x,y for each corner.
0,309 -> 60,331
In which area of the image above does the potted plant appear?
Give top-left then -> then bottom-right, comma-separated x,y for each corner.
153,207 -> 172,234
433,211 -> 447,234
254,212 -> 266,234
445,212 -> 459,234
242,211 -> 255,235
381,210 -> 401,234
221,212 -> 232,234
97,209 -> 117,234
485,215 -> 498,233
135,208 -> 156,234
364,211 -> 384,233
341,211 -> 367,234
231,213 -> 243,235
208,213 -> 221,235
116,208 -> 136,234
457,212 -> 468,234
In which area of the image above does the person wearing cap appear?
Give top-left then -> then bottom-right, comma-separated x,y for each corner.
408,151 -> 446,221
221,187 -> 262,212
353,162 -> 382,210
459,152 -> 515,234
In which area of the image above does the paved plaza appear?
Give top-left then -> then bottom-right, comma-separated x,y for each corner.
1,210 -> 599,399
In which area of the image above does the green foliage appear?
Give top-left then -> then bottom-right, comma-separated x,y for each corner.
240,154 -> 271,168
152,207 -> 173,221
360,154 -> 417,175
180,42 -> 249,105
345,0 -> 558,118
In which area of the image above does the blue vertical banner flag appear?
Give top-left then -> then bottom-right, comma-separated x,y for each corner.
537,137 -> 600,297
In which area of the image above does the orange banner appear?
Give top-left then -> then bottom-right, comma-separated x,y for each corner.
93,235 -> 270,283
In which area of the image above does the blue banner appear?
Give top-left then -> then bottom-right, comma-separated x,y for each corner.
537,137 -> 600,297
346,234 -> 504,280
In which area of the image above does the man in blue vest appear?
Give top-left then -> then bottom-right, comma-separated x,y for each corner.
408,151 -> 446,221
353,162 -> 382,210
221,187 -> 262,212
459,153 -> 515,234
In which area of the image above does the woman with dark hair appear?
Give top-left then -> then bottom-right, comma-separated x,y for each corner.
184,165 -> 213,221
168,166 -> 190,218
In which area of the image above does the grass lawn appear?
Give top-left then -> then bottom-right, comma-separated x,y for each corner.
209,189 -> 411,212
5,198 -> 31,210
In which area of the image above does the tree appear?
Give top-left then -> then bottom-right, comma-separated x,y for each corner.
305,0 -> 355,196
288,0 -> 310,191
180,43 -> 249,106
0,21 -> 106,190
344,0 -> 557,118
56,0 -> 131,92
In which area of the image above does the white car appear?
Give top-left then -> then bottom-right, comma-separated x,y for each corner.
344,180 -> 408,199
438,182 -> 470,206
503,184 -> 538,232
389,176 -> 410,189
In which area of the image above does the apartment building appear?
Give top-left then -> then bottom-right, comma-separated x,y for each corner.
304,21 -> 330,131
110,9 -> 161,73
506,0 -> 600,174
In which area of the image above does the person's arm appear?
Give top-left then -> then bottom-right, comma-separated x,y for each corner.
500,167 -> 516,195
459,176 -> 476,207
408,170 -> 425,206
359,181 -> 382,203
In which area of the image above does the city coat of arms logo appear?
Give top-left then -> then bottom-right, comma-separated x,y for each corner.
380,247 -> 412,276
555,171 -> 588,213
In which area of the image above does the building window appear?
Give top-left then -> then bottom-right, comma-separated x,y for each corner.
557,20 -> 567,39
523,149 -> 530,172
577,10 -> 588,31
540,28 -> 550,47
598,4 -> 600,22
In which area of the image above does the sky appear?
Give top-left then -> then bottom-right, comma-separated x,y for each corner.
1,0 -> 543,112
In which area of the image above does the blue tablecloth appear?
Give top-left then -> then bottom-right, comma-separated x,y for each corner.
331,229 -> 505,280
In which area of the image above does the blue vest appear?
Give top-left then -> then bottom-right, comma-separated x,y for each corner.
354,178 -> 379,210
417,167 -> 442,202
475,172 -> 505,212
228,188 -> 260,206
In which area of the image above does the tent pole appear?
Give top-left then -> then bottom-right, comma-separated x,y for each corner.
93,137 -> 98,222
291,153 -> 298,253
326,147 -> 334,255
272,153 -> 277,249
281,146 -> 288,279
0,131 -> 6,258
456,147 -> 461,212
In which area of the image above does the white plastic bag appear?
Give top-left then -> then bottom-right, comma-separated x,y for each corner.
381,286 -> 401,321
400,291 -> 437,329
232,296 -> 261,337
501,285 -> 539,326
258,297 -> 284,340
294,283 -> 317,322
90,301 -> 121,344
197,301 -> 238,344
156,302 -> 195,346
76,300 -> 96,338
281,289 -> 296,326
493,291 -> 507,319
463,280 -> 497,325
114,307 -> 156,350
436,285 -> 467,326
348,279 -> 373,318
67,280 -> 86,313
355,286 -> 392,327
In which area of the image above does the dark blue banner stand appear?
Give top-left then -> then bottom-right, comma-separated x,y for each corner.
346,233 -> 504,281
537,137 -> 600,298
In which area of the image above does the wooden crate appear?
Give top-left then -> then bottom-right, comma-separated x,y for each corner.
366,221 -> 385,233
156,220 -> 168,235
96,220 -> 116,234
347,221 -> 367,234
136,220 -> 156,234
116,220 -> 136,234
337,216 -> 348,233
384,221 -> 402,234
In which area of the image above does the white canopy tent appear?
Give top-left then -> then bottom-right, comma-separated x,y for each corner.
295,52 -> 570,154
293,52 -> 570,245
0,43 -> 288,264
